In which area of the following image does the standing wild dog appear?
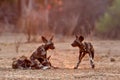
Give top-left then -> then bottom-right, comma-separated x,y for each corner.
30,36 -> 55,66
71,35 -> 95,69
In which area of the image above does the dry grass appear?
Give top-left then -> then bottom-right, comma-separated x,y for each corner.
0,34 -> 120,80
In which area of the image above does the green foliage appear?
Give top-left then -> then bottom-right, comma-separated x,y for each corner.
96,0 -> 120,38
96,13 -> 112,32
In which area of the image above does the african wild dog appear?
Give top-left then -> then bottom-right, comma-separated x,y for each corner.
40,56 -> 52,69
30,56 -> 52,70
12,56 -> 31,69
71,35 -> 95,69
30,36 -> 55,66
12,55 -> 52,70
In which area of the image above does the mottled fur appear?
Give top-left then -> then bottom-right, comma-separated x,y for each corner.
12,56 -> 52,70
71,35 -> 95,69
12,56 -> 31,69
30,36 -> 55,66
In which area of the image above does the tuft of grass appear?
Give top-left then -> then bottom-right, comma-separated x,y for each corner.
15,39 -> 22,54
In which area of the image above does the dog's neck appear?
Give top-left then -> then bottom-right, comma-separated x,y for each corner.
42,44 -> 49,51
78,42 -> 84,49
78,42 -> 86,51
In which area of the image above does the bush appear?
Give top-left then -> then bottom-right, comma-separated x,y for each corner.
96,0 -> 120,39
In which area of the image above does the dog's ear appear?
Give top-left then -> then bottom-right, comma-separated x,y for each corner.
79,36 -> 84,42
75,35 -> 79,38
41,36 -> 48,43
50,36 -> 54,41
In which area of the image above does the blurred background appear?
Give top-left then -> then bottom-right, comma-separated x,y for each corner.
0,0 -> 119,42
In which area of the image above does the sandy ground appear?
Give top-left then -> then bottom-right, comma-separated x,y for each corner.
0,34 -> 120,80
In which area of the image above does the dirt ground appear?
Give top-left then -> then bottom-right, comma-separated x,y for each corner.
0,34 -> 120,80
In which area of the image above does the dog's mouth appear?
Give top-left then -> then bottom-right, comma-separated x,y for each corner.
50,46 -> 55,49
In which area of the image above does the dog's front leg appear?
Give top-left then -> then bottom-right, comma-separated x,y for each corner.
74,51 -> 82,69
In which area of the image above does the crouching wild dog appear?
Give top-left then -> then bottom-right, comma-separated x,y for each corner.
30,36 -> 55,66
12,55 -> 52,70
71,35 -> 95,69
12,56 -> 31,69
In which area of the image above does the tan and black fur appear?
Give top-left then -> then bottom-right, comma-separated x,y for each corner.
71,35 -> 95,69
12,56 -> 31,69
30,36 -> 55,66
12,55 -> 52,70
31,56 -> 52,70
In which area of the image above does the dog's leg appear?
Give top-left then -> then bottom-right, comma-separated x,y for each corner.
30,56 -> 36,67
37,58 -> 44,64
74,52 -> 81,69
74,52 -> 86,69
89,51 -> 95,69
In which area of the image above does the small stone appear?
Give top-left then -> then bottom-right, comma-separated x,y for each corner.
110,58 -> 115,62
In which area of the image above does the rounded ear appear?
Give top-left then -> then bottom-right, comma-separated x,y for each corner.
50,36 -> 54,41
79,36 -> 84,42
41,36 -> 48,43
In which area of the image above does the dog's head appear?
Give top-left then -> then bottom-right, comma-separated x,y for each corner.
71,35 -> 84,47
41,36 -> 55,50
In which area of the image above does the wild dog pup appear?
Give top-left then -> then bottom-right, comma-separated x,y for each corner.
12,56 -> 31,69
30,36 -> 55,66
12,56 -> 52,70
40,56 -> 52,70
71,35 -> 95,69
